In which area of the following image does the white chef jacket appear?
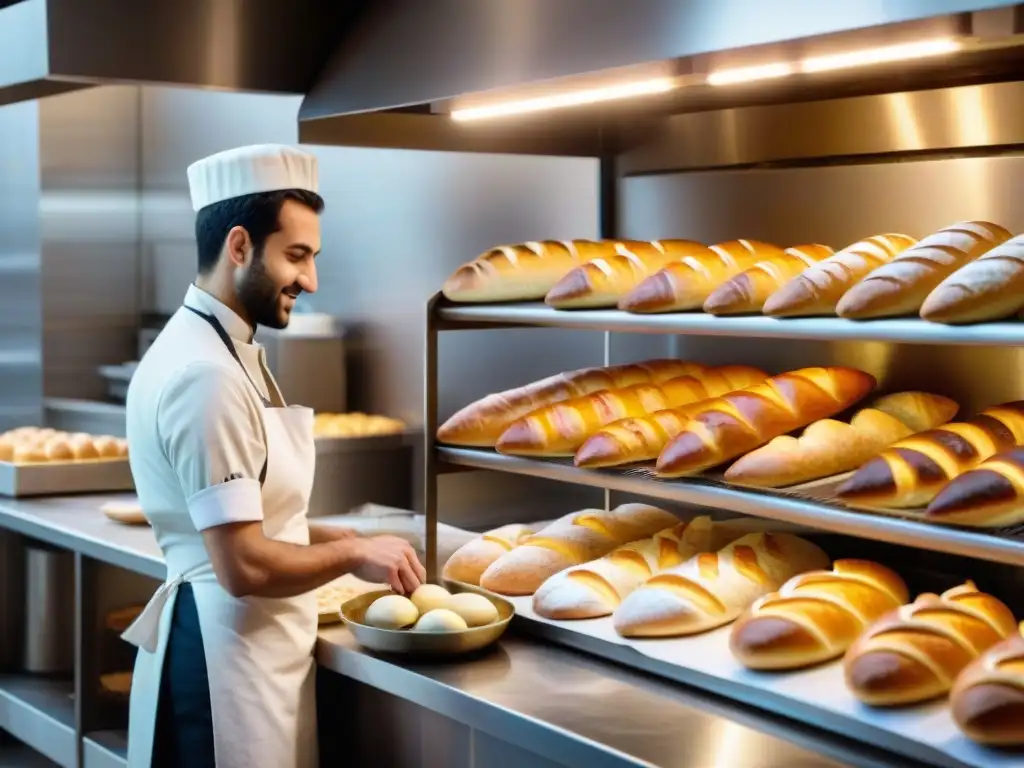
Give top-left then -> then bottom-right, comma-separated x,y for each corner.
127,284 -> 285,532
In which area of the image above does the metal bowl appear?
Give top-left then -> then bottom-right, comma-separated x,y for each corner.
340,583 -> 514,657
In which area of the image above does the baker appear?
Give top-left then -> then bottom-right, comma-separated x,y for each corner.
121,144 -> 426,768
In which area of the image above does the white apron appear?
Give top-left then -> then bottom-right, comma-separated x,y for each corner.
122,309 -> 319,768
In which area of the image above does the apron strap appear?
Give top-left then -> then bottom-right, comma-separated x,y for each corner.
184,305 -> 269,487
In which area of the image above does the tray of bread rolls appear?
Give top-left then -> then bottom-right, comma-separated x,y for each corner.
312,411 -> 416,454
442,506 -> 1024,768
0,427 -> 133,497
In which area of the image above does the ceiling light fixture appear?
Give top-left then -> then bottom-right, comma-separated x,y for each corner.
450,77 -> 677,122
801,38 -> 962,73
706,62 -> 794,86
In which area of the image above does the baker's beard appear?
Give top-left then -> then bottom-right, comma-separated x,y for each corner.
237,256 -> 296,330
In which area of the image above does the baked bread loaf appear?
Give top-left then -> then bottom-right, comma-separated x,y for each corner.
442,239 -> 619,303
924,447 -> 1024,528
612,532 -> 830,638
574,403 -> 709,469
844,581 -> 1016,706
478,504 -> 679,596
724,392 -> 959,488
920,234 -> 1024,324
702,244 -> 834,315
313,412 -> 406,437
0,427 -> 128,464
532,516 -> 746,619
496,365 -> 768,456
436,358 -> 704,447
655,366 -> 877,478
729,559 -> 909,670
619,240 -> 787,313
836,401 -> 1024,509
950,623 -> 1024,746
442,523 -> 536,585
545,240 -> 709,309
762,234 -> 916,317
836,221 -> 1012,319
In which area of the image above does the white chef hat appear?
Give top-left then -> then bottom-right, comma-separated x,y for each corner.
186,144 -> 319,212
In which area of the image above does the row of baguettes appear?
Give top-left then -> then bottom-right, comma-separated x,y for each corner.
441,221 -> 1024,324
437,356 -> 1024,527
443,513 -> 1023,745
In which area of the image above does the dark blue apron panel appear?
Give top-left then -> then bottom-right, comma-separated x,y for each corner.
152,583 -> 216,768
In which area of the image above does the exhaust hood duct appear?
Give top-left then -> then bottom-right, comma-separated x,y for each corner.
298,0 -> 1022,154
0,0 -> 366,107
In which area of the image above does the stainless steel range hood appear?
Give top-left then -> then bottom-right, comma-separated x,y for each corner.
298,0 -> 1024,155
0,0 -> 365,106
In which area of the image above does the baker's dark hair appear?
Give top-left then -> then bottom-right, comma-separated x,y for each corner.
195,189 -> 325,274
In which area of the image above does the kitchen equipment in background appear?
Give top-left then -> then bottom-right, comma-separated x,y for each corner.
257,312 -> 347,413
0,530 -> 25,670
23,543 -> 74,674
98,362 -> 138,403
308,432 -> 415,518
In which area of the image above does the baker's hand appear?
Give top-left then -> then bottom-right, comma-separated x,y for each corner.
343,535 -> 425,594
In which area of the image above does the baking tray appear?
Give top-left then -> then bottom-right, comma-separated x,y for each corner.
0,458 -> 134,497
493,593 -> 1023,768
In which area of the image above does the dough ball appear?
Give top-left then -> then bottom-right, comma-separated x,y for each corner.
445,593 -> 499,627
410,584 -> 451,614
13,444 -> 47,464
71,438 -> 100,460
93,436 -> 121,458
45,439 -> 74,461
413,609 -> 468,633
363,594 -> 418,630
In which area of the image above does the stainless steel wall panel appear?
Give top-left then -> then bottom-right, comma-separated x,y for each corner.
38,86 -> 141,400
0,98 -> 42,431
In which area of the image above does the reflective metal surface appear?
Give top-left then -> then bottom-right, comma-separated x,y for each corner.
318,627 -> 892,768
438,300 -> 1024,346
437,448 -> 1024,567
302,0 -> 1015,119
622,80 -> 1024,173
0,0 -> 364,106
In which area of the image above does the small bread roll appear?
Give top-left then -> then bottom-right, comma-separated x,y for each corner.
0,442 -> 14,462
445,593 -> 499,627
71,437 -> 100,460
93,436 -> 121,458
13,444 -> 47,464
115,438 -> 129,457
413,609 -> 469,632
364,595 -> 419,629
45,438 -> 74,461
410,584 -> 451,615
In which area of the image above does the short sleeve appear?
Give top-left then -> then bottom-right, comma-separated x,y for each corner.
157,361 -> 266,531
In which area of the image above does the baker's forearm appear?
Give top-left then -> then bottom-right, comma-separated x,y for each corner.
204,524 -> 356,598
308,522 -> 358,545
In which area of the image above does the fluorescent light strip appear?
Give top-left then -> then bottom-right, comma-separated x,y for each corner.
801,38 -> 961,73
706,62 -> 793,86
450,77 -> 676,122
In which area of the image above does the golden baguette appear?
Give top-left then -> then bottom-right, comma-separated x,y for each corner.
478,503 -> 680,596
656,366 -> 877,478
532,516 -> 744,620
920,234 -> 1024,324
619,239 -> 786,313
437,358 -> 705,447
762,234 -> 917,317
837,221 -> 1012,319
574,403 -> 709,469
496,365 -> 768,456
844,582 -> 1016,707
951,622 -> 1024,746
836,401 -> 1024,509
925,447 -> 1024,528
442,239 -> 617,303
545,239 -> 708,309
730,559 -> 909,670
441,523 -> 536,586
612,532 -> 830,638
703,244 -> 834,315
723,392 -> 959,488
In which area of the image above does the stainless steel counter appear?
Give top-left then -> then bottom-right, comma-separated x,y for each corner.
0,495 -> 898,768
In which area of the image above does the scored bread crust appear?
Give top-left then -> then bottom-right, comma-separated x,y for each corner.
921,234 -> 1024,324
950,623 -> 1024,746
703,244 -> 834,315
442,523 -> 536,586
